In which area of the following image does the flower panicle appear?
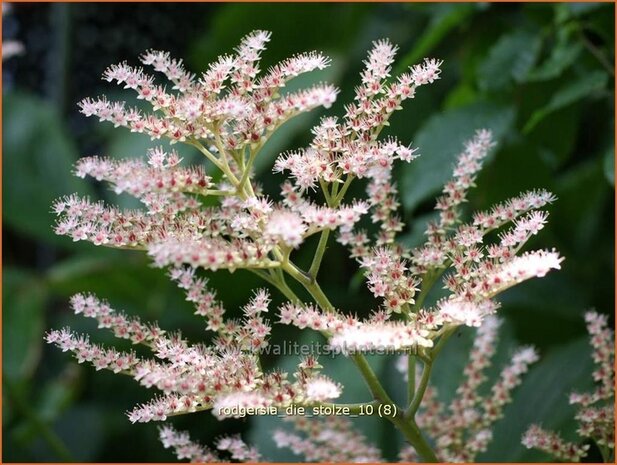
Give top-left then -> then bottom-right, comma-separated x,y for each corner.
47,291 -> 342,426
48,31 -> 569,462
79,30 -> 336,151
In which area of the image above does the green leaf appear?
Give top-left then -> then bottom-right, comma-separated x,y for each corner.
478,30 -> 543,91
45,254 -> 125,289
400,101 -> 515,212
3,268 -> 47,380
44,252 -> 178,320
500,277 -> 589,349
189,3 -> 370,70
526,41 -> 583,82
443,82 -> 478,109
481,337 -> 594,461
524,71 -> 608,133
552,158 -> 611,254
559,2 -> 605,20
418,320 -> 593,462
10,370 -> 82,455
397,211 -> 439,250
425,322 -> 522,411
525,105 -> 580,169
50,405 -> 105,461
2,92 -> 92,245
471,138 -> 554,208
582,4 -> 616,47
394,4 -> 476,74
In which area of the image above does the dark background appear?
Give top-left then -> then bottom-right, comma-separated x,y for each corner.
3,2 -> 615,462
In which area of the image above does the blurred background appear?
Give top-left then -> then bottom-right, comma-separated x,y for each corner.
2,2 -> 614,462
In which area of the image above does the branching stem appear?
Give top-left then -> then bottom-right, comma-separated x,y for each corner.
406,359 -> 432,419
190,122 -> 441,462
407,354 -> 416,407
281,260 -> 439,462
333,174 -> 355,205
308,229 -> 331,279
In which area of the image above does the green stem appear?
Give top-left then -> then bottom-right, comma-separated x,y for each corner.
406,359 -> 432,419
230,146 -> 244,167
390,415 -> 439,463
281,260 -> 312,284
276,275 -> 301,303
267,255 -> 439,461
333,175 -> 355,205
331,178 -> 340,199
212,129 -> 233,173
294,270 -> 439,463
202,189 -> 235,197
248,269 -> 299,303
301,277 -> 335,313
281,262 -> 332,309
410,269 -> 442,314
407,354 -> 416,407
319,179 -> 333,206
197,134 -> 243,192
238,149 -> 258,195
188,140 -> 226,173
431,326 -> 458,360
351,353 -> 394,404
308,229 -> 331,279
